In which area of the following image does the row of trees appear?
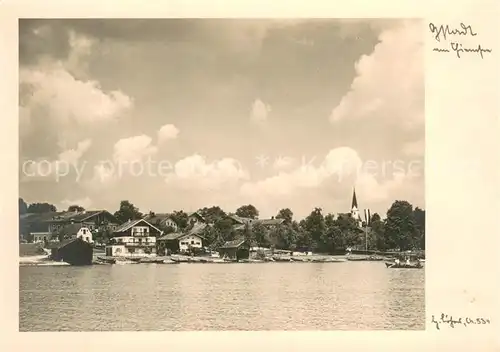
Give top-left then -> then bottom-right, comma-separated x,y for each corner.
19,197 -> 425,252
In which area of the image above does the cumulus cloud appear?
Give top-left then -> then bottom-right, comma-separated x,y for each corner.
113,135 -> 158,163
329,20 -> 423,128
58,138 -> 92,165
165,154 -> 249,190
240,146 -> 416,203
250,99 -> 271,125
157,124 -> 180,143
20,63 -> 133,127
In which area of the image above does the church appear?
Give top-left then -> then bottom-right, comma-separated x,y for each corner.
334,187 -> 367,228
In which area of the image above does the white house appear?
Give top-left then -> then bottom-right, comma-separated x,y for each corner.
58,223 -> 93,243
105,219 -> 162,257
157,222 -> 207,253
177,233 -> 204,252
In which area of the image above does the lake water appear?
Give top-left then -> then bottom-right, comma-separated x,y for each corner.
19,262 -> 425,331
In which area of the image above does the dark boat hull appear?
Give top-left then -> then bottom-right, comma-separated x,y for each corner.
385,262 -> 423,269
347,257 -> 384,261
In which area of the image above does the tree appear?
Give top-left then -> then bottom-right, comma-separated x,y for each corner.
335,214 -> 363,248
384,200 -> 419,251
251,222 -> 271,248
276,208 -> 293,224
19,198 -> 28,215
302,207 -> 326,251
199,206 -> 226,223
169,210 -> 189,230
213,217 -> 235,242
235,204 -> 259,219
67,205 -> 85,212
369,213 -> 386,250
268,219 -> 298,250
27,202 -> 57,213
414,207 -> 425,250
113,200 -> 143,224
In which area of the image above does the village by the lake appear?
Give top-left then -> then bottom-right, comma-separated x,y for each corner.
19,189 -> 425,269
18,18 -> 426,331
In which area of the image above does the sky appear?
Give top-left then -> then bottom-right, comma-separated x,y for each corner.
18,19 -> 424,219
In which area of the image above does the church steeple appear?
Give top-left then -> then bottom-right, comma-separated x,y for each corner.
350,187 -> 362,228
351,188 -> 358,210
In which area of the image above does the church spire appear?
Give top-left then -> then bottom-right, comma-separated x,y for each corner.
351,188 -> 358,209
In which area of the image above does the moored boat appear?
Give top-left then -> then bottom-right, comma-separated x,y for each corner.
385,262 -> 423,269
347,255 -> 384,261
273,256 -> 293,262
96,256 -> 117,264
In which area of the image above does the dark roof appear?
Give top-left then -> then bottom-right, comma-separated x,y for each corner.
45,239 -> 77,249
256,218 -> 284,226
187,223 -> 207,236
143,213 -> 176,224
229,215 -> 251,224
58,223 -> 86,235
26,221 -> 51,233
232,218 -> 284,231
157,232 -> 184,241
220,238 -> 247,249
188,211 -> 206,222
113,218 -> 162,234
157,223 -> 207,241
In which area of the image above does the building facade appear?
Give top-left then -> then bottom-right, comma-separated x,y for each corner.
105,219 -> 162,257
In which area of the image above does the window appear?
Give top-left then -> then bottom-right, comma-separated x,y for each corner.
191,240 -> 195,244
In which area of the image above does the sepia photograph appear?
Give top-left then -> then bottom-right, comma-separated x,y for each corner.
18,18 -> 425,331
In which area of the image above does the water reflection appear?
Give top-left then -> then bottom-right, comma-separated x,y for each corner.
19,263 -> 424,331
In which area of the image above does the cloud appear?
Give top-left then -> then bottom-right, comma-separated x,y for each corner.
165,154 -> 249,190
329,20 -> 423,128
58,138 -> 92,165
58,197 -> 93,210
20,63 -> 133,127
240,146 -> 416,203
158,124 -> 180,143
250,99 -> 271,125
113,135 -> 158,163
20,139 -> 92,182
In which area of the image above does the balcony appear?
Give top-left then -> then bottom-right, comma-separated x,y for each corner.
122,242 -> 156,247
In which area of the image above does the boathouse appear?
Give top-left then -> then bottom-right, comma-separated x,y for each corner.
218,238 -> 250,261
46,238 -> 93,266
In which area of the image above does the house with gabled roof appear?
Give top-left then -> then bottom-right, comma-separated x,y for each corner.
58,223 -> 93,243
157,222 -> 207,253
187,211 -> 206,226
20,209 -> 119,243
105,218 -> 163,258
143,212 -> 180,231
228,214 -> 284,231
218,237 -> 250,261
